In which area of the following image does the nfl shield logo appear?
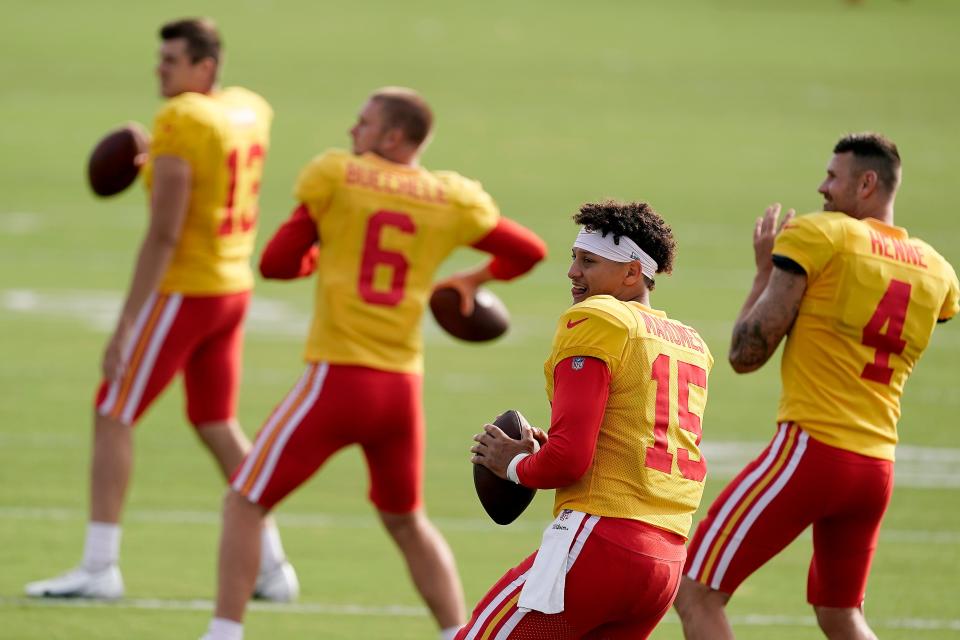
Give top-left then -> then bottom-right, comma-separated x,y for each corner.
571,357 -> 585,371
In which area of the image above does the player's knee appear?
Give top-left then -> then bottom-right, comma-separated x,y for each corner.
814,605 -> 875,640
379,509 -> 428,541
223,487 -> 265,517
674,576 -> 726,619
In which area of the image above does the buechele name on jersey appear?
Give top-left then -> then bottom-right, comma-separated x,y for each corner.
868,230 -> 928,269
639,311 -> 705,353
345,162 -> 448,204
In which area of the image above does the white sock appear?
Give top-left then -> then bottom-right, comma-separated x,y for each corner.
439,626 -> 460,640
259,521 -> 286,572
206,617 -> 244,640
81,522 -> 121,571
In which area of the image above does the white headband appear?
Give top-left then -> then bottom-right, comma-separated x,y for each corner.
574,227 -> 658,278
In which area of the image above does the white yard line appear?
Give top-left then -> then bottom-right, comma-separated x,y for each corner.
0,212 -> 43,235
0,597 -> 957,631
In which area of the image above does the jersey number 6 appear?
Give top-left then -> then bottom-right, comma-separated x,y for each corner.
358,210 -> 415,306
645,354 -> 708,482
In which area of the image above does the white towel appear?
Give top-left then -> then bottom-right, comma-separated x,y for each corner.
518,509 -> 587,614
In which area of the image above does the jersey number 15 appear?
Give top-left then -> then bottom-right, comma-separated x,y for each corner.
645,354 -> 708,482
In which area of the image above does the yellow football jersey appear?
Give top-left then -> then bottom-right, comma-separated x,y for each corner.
143,87 -> 273,295
774,212 -> 959,460
294,149 -> 500,373
544,295 -> 714,537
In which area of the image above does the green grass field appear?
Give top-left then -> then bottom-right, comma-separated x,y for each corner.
2,0 -> 958,638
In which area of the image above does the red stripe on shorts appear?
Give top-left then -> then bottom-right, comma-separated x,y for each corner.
687,423 -> 808,588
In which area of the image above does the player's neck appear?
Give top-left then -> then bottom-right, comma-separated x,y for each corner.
373,149 -> 420,167
621,290 -> 650,306
855,204 -> 895,226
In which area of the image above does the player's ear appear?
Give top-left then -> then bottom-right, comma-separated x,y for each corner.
623,260 -> 643,286
383,127 -> 406,150
196,56 -> 218,87
858,170 -> 879,198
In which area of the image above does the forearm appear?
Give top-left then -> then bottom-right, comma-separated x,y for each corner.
116,234 -> 178,330
729,267 -> 806,373
729,269 -> 774,372
117,155 -> 189,330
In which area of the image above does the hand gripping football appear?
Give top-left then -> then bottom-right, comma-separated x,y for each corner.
473,410 -> 537,525
87,122 -> 150,197
429,286 -> 509,342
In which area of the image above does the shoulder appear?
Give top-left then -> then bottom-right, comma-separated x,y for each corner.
301,148 -> 350,176
433,170 -> 491,205
909,235 -> 960,282
787,211 -> 850,236
558,297 -> 636,345
774,211 -> 847,266
295,149 -> 350,199
218,86 -> 273,118
565,296 -> 636,330
552,297 -> 632,363
155,92 -> 219,128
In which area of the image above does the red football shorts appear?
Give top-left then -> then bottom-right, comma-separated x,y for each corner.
684,422 -> 894,607
457,516 -> 686,640
230,363 -> 424,513
95,291 -> 249,427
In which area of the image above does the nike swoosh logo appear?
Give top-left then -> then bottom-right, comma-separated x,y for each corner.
566,318 -> 588,329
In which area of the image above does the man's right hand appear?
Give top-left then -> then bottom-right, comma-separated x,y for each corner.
101,326 -> 130,382
753,203 -> 795,273
433,265 -> 494,316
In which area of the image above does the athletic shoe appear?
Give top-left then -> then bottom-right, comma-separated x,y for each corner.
24,565 -> 124,599
253,560 -> 299,602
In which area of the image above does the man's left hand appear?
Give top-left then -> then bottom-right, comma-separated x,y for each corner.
470,421 -> 543,480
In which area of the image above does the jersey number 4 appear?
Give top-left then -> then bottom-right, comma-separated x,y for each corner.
645,354 -> 708,482
860,279 -> 911,385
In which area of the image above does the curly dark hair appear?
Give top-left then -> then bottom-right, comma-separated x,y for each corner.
572,200 -> 676,282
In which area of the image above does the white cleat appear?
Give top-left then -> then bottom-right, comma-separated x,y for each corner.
253,560 -> 299,602
25,565 -> 124,599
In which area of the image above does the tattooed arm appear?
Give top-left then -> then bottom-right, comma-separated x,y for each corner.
729,267 -> 806,373
728,202 -> 807,373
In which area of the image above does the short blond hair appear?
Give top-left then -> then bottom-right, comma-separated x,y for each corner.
370,87 -> 433,146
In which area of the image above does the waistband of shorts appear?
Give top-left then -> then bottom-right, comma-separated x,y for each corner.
789,422 -> 896,466
305,361 -> 423,380
590,516 -> 687,560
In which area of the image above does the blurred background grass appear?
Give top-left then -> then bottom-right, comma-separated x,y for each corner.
1,0 -> 958,637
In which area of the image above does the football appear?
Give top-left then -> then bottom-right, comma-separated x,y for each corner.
473,409 -> 537,525
429,286 -> 509,342
87,122 -> 150,197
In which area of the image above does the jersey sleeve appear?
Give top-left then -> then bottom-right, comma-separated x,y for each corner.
259,204 -> 320,280
150,97 -> 215,165
941,262 -> 960,321
516,356 -> 610,489
470,217 -> 547,281
550,304 -> 629,376
293,150 -> 343,220
772,213 -> 839,282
